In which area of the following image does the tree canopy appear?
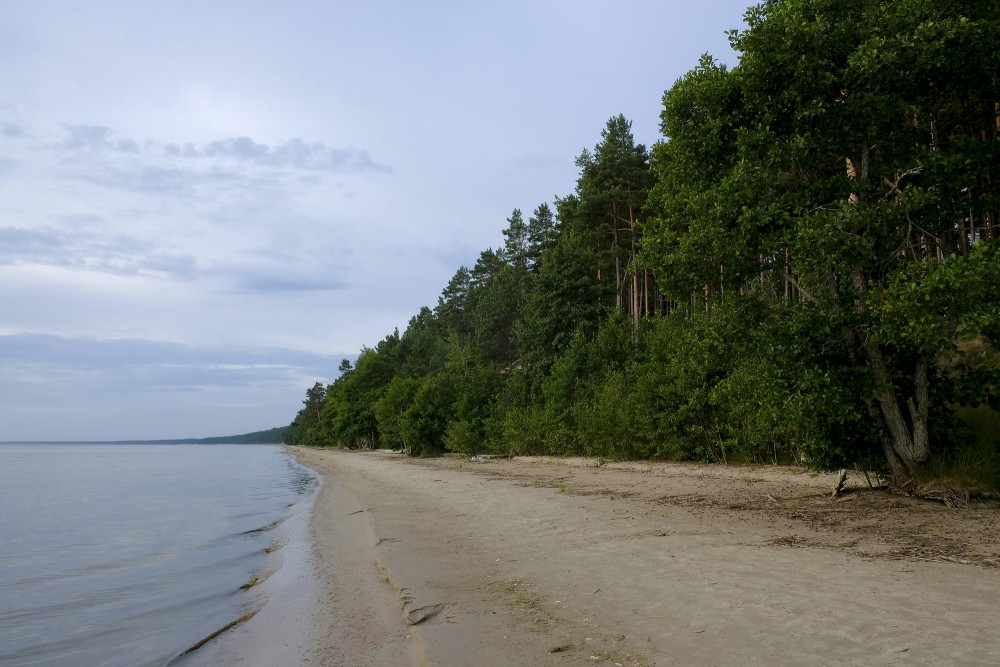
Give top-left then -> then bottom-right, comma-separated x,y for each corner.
286,0 -> 999,495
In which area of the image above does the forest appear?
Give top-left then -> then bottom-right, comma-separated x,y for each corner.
286,0 -> 1000,494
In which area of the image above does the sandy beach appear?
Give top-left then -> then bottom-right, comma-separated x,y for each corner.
289,447 -> 1000,666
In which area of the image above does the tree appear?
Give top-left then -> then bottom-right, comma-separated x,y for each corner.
516,232 -> 614,367
374,376 -> 421,453
526,203 -> 558,270
500,208 -> 529,269
435,266 -> 472,343
285,381 -> 328,445
573,115 -> 656,324
395,307 -> 448,378
402,371 -> 458,457
645,0 -> 1000,486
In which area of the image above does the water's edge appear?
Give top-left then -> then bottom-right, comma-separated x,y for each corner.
0,444 -> 319,667
175,451 -> 323,666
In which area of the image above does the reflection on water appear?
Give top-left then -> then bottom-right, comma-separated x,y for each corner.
0,444 -> 317,667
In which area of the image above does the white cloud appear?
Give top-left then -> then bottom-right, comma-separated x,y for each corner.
58,124 -> 390,174
0,0 -> 750,439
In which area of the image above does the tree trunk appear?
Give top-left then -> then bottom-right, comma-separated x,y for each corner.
847,265 -> 930,488
861,337 -> 930,485
643,268 -> 650,317
630,208 -> 640,327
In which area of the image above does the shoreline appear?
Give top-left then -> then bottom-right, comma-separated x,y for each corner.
180,449 -> 322,667
282,447 -> 1000,665
295,447 -> 419,665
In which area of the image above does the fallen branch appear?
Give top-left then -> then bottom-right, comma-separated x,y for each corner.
831,469 -> 848,498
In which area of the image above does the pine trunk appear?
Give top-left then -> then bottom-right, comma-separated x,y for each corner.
630,207 -> 640,327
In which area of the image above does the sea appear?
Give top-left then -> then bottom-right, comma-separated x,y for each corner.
0,443 -> 319,667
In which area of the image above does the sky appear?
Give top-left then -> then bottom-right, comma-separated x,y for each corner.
0,1 -> 750,441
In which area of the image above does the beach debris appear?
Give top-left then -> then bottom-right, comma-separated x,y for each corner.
179,609 -> 259,655
240,567 -> 277,590
241,518 -> 284,534
831,469 -> 848,498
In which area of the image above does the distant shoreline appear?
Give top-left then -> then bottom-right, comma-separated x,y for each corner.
0,426 -> 287,446
0,440 -> 284,445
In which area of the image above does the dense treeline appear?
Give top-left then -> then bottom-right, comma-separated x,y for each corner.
287,0 -> 1000,492
131,427 -> 289,445
196,427 -> 289,444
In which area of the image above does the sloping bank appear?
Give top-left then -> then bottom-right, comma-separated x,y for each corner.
290,448 -> 1000,666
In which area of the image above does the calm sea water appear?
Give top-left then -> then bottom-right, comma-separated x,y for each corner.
0,444 -> 318,667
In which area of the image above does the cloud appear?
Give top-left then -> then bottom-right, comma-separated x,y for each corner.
0,333 -> 338,394
0,333 -> 343,440
61,124 -> 115,150
0,219 -> 199,279
71,162 -> 241,198
59,124 -> 390,174
162,136 -> 375,172
3,123 -> 24,138
0,226 -> 63,254
234,273 -> 348,293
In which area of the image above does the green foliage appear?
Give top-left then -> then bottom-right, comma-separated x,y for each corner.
284,4 -> 998,492
642,0 -> 1000,484
285,381 -> 328,446
465,264 -> 525,366
516,232 -> 614,367
445,361 -> 502,455
874,244 -> 1000,355
374,376 -> 421,452
403,371 -> 457,457
395,308 -> 448,378
442,419 -> 479,455
574,370 -> 648,459
435,266 -> 472,341
574,115 -> 653,220
526,203 -> 558,270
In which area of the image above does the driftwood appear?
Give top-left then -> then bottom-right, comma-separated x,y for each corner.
469,454 -> 512,463
831,469 -> 849,498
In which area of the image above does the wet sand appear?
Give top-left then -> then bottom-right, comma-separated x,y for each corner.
289,447 -> 1000,666
181,477 -> 320,666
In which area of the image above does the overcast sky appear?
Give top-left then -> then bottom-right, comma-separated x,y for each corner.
0,1 -> 750,441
